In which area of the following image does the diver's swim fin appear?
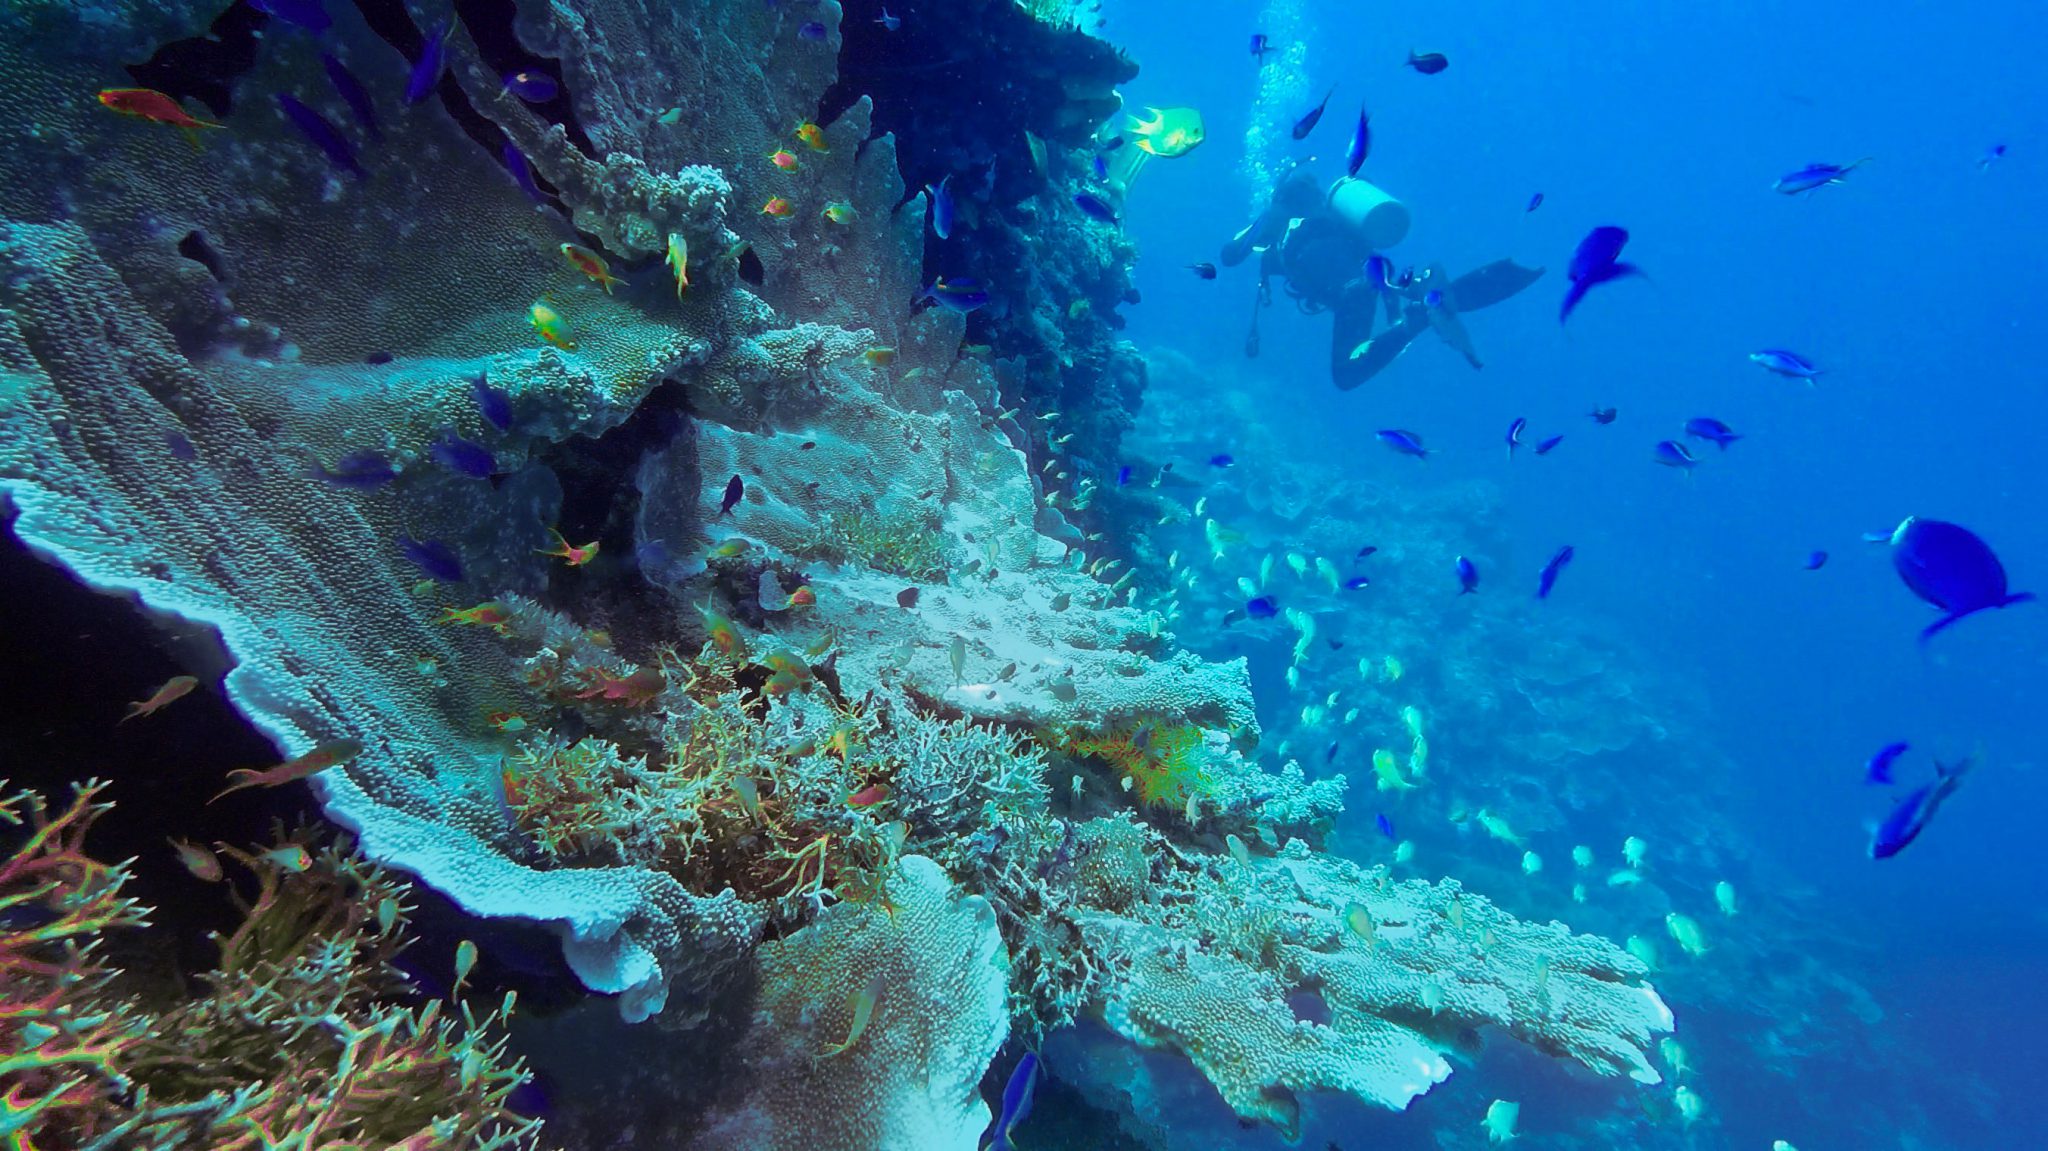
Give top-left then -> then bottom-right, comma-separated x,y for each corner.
1339,313 -> 1425,389
1446,259 -> 1546,312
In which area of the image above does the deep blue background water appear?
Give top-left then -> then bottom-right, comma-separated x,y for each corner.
1098,0 -> 2047,1143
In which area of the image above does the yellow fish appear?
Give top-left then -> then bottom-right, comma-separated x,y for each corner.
665,232 -> 690,298
1341,900 -> 1378,948
862,347 -> 897,365
795,121 -> 828,151
821,200 -> 856,225
559,243 -> 623,293
529,301 -> 576,349
1126,106 -> 1206,158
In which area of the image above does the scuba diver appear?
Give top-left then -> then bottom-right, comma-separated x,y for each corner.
1221,162 -> 1544,390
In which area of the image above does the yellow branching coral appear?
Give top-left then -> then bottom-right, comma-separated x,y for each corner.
1055,722 -> 1213,809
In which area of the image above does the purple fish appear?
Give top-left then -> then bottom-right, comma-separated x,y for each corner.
1588,407 -> 1617,424
1773,158 -> 1870,195
926,175 -> 955,239
1376,428 -> 1430,461
474,375 -> 515,432
1245,595 -> 1279,619
1406,50 -> 1449,74
1534,433 -> 1564,455
719,473 -> 744,517
1653,439 -> 1696,471
321,53 -> 381,141
399,536 -> 464,582
252,0 -> 331,32
165,432 -> 197,461
1805,550 -> 1829,571
1292,87 -> 1334,140
1072,191 -> 1119,224
1208,454 -> 1234,469
1344,106 -> 1371,177
986,1052 -> 1039,1151
1560,225 -> 1642,324
430,432 -> 497,478
503,70 -> 559,103
1889,517 -> 2035,644
1506,417 -> 1526,457
1456,555 -> 1478,594
1343,576 -> 1370,590
1870,757 -> 1971,859
1375,813 -> 1395,840
1526,192 -> 1544,212
1865,741 -> 1909,785
405,19 -> 449,106
276,93 -> 363,179
1116,465 -> 1132,486
311,449 -> 397,489
1750,349 -> 1823,382
1684,417 -> 1741,449
917,276 -> 988,314
798,20 -> 828,40
502,143 -> 546,203
1537,545 -> 1573,599
1250,33 -> 1270,60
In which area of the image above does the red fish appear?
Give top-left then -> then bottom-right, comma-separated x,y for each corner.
210,738 -> 364,803
847,782 -> 892,808
97,88 -> 222,136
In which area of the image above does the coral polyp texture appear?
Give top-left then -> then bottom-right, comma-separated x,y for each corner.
0,779 -> 541,1150
0,1 -> 1685,1148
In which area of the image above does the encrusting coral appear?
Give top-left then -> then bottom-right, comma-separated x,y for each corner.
0,779 -> 541,1150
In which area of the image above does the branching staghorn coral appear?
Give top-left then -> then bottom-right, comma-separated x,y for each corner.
797,507 -> 950,582
0,779 -> 543,1151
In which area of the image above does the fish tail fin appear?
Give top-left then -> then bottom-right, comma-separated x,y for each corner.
117,702 -> 143,725
208,769 -> 261,805
1917,611 -> 1972,646
1719,436 -> 1740,450
2001,591 -> 2036,609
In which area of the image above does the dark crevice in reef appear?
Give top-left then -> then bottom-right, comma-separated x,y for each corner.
0,511 -> 587,1022
452,0 -> 595,156
124,2 -> 270,118
526,381 -> 696,654
0,510 -> 298,979
176,229 -> 230,283
349,0 -> 580,211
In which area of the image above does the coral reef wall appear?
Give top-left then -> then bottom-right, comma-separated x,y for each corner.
0,4 -> 1683,1149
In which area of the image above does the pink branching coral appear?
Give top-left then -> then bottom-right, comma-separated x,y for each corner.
0,779 -> 546,1150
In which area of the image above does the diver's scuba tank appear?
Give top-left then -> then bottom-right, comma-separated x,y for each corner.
1325,177 -> 1412,250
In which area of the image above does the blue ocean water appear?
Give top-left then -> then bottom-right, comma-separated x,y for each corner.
1109,0 -> 2047,1145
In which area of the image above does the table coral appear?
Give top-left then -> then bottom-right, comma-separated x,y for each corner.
1077,843 -> 1672,1141
686,856 -> 1011,1151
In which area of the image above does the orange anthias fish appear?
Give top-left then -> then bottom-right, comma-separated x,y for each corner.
699,603 -> 745,659
529,301 -> 577,350
847,782 -> 891,808
537,528 -> 599,566
210,738 -> 364,804
119,674 -> 198,723
794,121 -> 828,151
763,669 -> 804,699
767,149 -> 800,171
487,711 -> 528,733
785,585 -> 817,609
558,243 -> 624,293
761,197 -> 794,218
98,88 -> 222,136
438,601 -> 512,631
